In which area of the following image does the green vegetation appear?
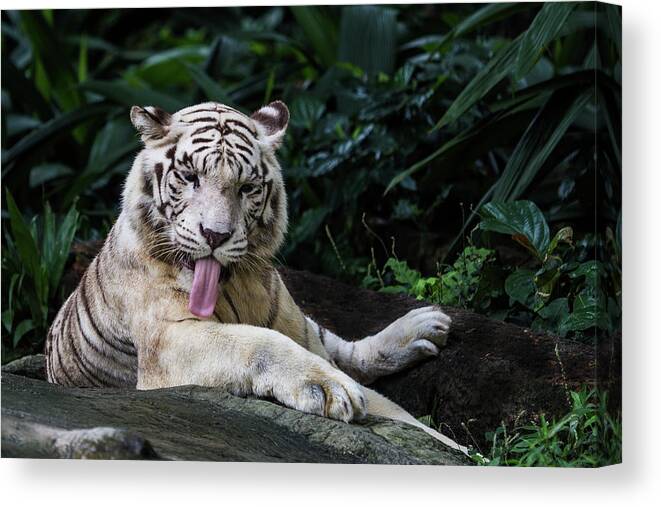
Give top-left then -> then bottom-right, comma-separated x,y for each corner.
474,389 -> 622,467
1,4 -> 621,465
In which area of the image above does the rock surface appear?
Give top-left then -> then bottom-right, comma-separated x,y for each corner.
2,366 -> 469,464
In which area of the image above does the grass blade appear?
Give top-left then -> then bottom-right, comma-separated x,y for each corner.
515,2 -> 578,79
492,86 -> 593,202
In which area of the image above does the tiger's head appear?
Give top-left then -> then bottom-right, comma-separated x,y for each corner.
124,101 -> 289,316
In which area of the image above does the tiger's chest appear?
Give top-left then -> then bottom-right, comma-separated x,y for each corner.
174,266 -> 272,327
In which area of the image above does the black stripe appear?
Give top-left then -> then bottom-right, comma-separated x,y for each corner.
234,143 -> 253,154
93,257 -> 109,307
68,322 -> 104,387
230,129 -> 254,147
317,324 -> 326,346
235,151 -> 251,165
225,119 -> 257,136
53,326 -> 75,386
192,145 -> 211,155
193,125 -> 218,135
192,137 -> 214,144
80,274 -> 136,357
74,304 -> 126,386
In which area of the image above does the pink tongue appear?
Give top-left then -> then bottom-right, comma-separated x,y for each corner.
188,257 -> 221,318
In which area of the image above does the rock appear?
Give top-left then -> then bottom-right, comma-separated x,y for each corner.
1,368 -> 469,464
1,353 -> 46,380
280,268 -> 622,451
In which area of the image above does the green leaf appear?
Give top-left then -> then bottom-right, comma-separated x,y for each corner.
19,11 -> 84,111
184,62 -> 235,106
547,227 -> 573,256
515,2 -> 578,79
337,6 -> 397,75
12,319 -> 35,348
1,102 -> 114,173
29,163 -> 74,188
49,205 -> 80,291
533,297 -> 570,336
385,106 -> 537,193
435,2 -> 578,130
479,200 -> 550,259
290,95 -> 326,130
505,269 -> 536,309
290,6 -> 338,68
491,86 -> 594,203
434,38 -> 520,130
81,81 -> 187,113
384,258 -> 421,288
5,190 -> 41,284
425,3 -> 530,58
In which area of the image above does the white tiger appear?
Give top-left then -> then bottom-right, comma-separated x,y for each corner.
45,100 -> 462,452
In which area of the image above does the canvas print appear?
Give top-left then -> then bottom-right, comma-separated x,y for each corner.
1,2 -> 621,466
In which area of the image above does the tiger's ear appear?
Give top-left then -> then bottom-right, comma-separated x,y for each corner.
251,100 -> 289,149
130,106 -> 172,143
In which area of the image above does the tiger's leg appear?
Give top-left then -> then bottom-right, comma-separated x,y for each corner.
363,387 -> 468,454
137,320 -> 366,422
304,306 -> 451,384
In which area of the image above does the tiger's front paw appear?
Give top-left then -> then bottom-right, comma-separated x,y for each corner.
356,306 -> 451,382
269,354 -> 367,423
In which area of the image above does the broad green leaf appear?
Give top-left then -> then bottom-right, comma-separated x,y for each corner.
126,46 -> 207,87
1,102 -> 114,172
290,95 -> 326,130
81,80 -> 187,113
515,2 -> 578,78
282,206 -> 330,256
63,121 -> 140,207
533,297 -> 570,336
384,258 -> 421,288
505,269 -> 536,309
29,163 -> 74,188
479,200 -> 550,259
12,319 -> 35,347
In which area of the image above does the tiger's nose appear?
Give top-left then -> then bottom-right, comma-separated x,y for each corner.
200,225 -> 233,250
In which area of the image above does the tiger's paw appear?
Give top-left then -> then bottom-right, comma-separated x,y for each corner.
355,306 -> 451,382
268,354 -> 367,423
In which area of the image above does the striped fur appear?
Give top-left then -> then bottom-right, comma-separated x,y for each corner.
45,100 -> 462,451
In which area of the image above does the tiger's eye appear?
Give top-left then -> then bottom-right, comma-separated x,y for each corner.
239,183 -> 256,194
